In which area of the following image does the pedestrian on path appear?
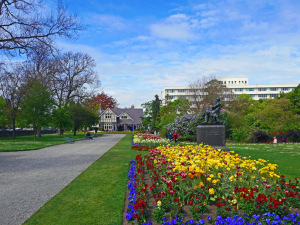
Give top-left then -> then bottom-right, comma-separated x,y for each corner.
173,130 -> 179,143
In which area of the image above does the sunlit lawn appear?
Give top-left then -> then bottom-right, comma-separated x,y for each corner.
0,133 -> 93,151
8,136 -> 299,224
227,143 -> 300,180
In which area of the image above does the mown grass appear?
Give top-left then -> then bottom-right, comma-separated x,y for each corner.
24,135 -> 145,225
0,133 -> 95,151
21,138 -> 299,224
227,143 -> 300,180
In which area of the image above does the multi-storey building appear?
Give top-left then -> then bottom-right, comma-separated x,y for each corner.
161,78 -> 298,105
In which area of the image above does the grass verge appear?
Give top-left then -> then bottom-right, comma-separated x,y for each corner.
22,138 -> 299,224
23,134 -> 144,225
0,133 -> 100,151
227,143 -> 300,180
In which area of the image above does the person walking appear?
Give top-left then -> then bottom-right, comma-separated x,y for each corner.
173,130 -> 179,143
168,132 -> 173,143
273,136 -> 277,147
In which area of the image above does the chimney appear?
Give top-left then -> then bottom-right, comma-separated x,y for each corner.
131,104 -> 134,109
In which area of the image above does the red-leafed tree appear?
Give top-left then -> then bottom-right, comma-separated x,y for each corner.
85,91 -> 118,113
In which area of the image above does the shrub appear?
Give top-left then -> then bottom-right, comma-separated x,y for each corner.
178,134 -> 196,142
252,130 -> 272,143
231,128 -> 248,142
286,129 -> 300,142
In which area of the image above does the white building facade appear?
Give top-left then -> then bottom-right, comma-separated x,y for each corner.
161,78 -> 298,105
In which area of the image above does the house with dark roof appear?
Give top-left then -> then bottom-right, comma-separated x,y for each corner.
97,105 -> 144,131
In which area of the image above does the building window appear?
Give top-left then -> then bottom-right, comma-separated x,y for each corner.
235,88 -> 243,92
104,124 -> 113,130
258,88 -> 267,91
235,94 -> 240,97
121,115 -> 127,119
270,94 -> 278,98
246,88 -> 254,91
245,81 -> 247,84
258,94 -> 268,98
105,114 -> 111,119
166,89 -> 175,93
270,88 -> 277,91
250,94 -> 255,98
178,89 -> 186,93
281,87 -> 289,91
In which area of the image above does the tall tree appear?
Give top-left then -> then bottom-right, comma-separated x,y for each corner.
69,103 -> 98,136
0,63 -> 26,138
0,0 -> 82,56
0,96 -> 7,128
287,84 -> 300,115
151,95 -> 161,130
84,91 -> 118,113
19,80 -> 54,141
52,51 -> 99,108
141,101 -> 152,130
189,75 -> 233,113
158,98 -> 191,132
51,106 -> 73,135
253,98 -> 300,132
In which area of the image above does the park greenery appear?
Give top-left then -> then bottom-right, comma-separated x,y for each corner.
19,135 -> 299,225
0,0 -> 118,140
142,83 -> 300,143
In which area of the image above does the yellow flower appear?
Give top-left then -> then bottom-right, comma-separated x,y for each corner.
157,200 -> 162,207
209,188 -> 215,195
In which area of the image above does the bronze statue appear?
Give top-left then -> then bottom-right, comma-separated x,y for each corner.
199,97 -> 222,124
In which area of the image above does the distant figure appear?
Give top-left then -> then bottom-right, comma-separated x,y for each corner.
168,132 -> 173,142
273,136 -> 277,147
173,130 -> 179,143
200,97 -> 222,124
154,130 -> 157,136
86,132 -> 93,140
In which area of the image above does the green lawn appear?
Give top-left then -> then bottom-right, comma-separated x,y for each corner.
24,134 -> 145,225
227,143 -> 300,180
0,133 -> 93,151
19,138 -> 300,224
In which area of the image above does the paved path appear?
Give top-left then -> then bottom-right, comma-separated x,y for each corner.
0,134 -> 125,225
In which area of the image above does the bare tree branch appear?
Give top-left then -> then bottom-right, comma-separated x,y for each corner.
0,0 -> 83,56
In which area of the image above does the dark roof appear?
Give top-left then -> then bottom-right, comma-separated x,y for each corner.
99,107 -> 143,125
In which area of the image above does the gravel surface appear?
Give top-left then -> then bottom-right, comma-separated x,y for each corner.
0,134 -> 125,225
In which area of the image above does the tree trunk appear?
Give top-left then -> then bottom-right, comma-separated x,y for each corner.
34,130 -> 37,141
59,127 -> 64,136
37,129 -> 42,137
73,127 -> 77,136
12,117 -> 16,140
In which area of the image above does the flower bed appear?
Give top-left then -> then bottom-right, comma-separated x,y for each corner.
133,133 -> 170,147
126,144 -> 300,224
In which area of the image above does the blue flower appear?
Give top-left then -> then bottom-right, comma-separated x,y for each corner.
199,219 -> 205,224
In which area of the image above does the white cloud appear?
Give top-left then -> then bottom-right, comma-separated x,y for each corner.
87,14 -> 128,31
150,14 -> 197,41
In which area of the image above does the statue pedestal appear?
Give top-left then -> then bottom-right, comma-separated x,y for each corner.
197,124 -> 229,152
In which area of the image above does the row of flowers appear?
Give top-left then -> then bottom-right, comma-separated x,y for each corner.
126,144 -> 300,224
133,133 -> 171,147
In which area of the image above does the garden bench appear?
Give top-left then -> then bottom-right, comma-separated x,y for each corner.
64,137 -> 75,143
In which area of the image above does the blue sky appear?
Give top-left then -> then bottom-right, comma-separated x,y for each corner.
51,0 -> 300,108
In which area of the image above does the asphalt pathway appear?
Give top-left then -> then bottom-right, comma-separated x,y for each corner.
0,134 -> 126,225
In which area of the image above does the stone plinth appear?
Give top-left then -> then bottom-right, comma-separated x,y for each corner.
197,124 -> 229,152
